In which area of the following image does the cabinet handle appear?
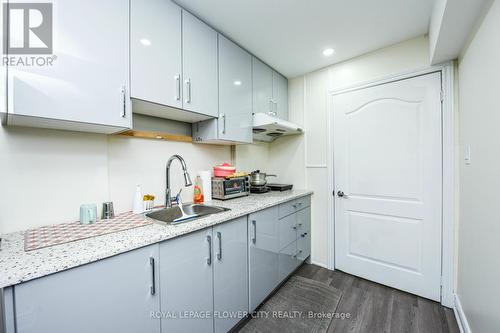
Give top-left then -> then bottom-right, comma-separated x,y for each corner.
274,101 -> 278,115
301,232 -> 308,238
293,250 -> 303,259
221,114 -> 226,134
175,75 -> 181,101
121,86 -> 126,118
207,235 -> 212,265
293,225 -> 297,230
149,257 -> 156,295
269,100 -> 273,114
252,220 -> 257,244
217,232 -> 222,260
185,78 -> 191,103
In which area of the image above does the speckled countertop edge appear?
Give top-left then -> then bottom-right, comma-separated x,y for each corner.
0,190 -> 313,288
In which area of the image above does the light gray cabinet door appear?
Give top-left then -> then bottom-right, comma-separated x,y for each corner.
131,0 -> 182,108
13,245 -> 160,333
160,228 -> 214,333
248,206 -> 280,311
182,10 -> 218,117
7,0 -> 131,131
218,35 -> 253,143
273,72 -> 289,120
252,57 -> 274,115
297,206 -> 311,261
298,230 -> 311,262
213,217 -> 248,333
278,240 -> 301,282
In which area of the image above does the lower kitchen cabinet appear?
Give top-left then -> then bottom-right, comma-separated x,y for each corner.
278,240 -> 301,281
248,206 -> 280,311
277,200 -> 312,282
159,217 -> 248,333
159,228 -> 214,333
213,217 -> 248,333
12,245 -> 160,333
298,230 -> 311,262
5,196 -> 311,333
297,206 -> 312,261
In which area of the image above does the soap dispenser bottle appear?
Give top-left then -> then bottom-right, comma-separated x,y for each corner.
133,184 -> 144,214
193,176 -> 204,204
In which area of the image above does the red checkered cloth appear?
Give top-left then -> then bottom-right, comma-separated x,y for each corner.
24,212 -> 152,251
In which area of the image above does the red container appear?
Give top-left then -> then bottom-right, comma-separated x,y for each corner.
213,163 -> 236,178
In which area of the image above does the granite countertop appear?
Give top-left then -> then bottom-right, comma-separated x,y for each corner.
0,190 -> 312,288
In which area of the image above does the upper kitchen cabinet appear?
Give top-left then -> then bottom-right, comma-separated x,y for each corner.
3,0 -> 131,133
131,0 -> 182,109
131,2 -> 218,122
273,72 -> 289,120
193,35 -> 252,144
182,10 -> 218,118
252,58 -> 273,116
252,57 -> 288,120
218,35 -> 253,143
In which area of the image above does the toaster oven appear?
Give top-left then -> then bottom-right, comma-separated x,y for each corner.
211,176 -> 250,200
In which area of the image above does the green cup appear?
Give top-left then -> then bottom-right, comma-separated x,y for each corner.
80,204 -> 97,224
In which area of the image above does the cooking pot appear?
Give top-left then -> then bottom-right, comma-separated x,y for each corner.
250,170 -> 277,187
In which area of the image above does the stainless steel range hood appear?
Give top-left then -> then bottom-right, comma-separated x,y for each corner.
252,113 -> 304,142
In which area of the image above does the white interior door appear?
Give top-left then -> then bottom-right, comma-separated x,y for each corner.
333,72 -> 443,301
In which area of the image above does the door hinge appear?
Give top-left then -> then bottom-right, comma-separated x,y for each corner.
440,90 -> 445,102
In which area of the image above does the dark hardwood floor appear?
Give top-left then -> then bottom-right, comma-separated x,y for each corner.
295,264 -> 460,333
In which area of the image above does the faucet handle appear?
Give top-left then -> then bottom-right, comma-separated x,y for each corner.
174,188 -> 183,206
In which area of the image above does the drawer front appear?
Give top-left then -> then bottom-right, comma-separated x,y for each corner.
297,230 -> 311,262
278,199 -> 296,218
278,240 -> 301,282
295,195 -> 311,210
296,206 -> 311,234
279,214 -> 297,249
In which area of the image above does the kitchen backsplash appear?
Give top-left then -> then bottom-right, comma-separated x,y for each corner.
0,125 -> 231,233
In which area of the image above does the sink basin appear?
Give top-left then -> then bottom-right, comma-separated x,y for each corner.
146,204 -> 230,225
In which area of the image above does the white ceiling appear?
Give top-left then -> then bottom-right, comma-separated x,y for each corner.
175,0 -> 436,78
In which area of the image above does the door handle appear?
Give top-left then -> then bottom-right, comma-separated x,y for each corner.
121,86 -> 126,118
175,75 -> 181,101
337,191 -> 346,197
252,220 -> 257,244
206,235 -> 212,265
216,232 -> 222,260
185,78 -> 191,103
149,257 -> 156,295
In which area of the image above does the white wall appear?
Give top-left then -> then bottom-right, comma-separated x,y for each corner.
234,142 -> 270,173
457,1 -> 500,331
270,36 -> 431,267
0,125 -> 230,234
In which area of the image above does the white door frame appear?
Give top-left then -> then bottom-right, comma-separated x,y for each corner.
326,62 -> 456,307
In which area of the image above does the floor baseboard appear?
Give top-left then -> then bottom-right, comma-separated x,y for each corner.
454,293 -> 472,333
311,260 -> 329,270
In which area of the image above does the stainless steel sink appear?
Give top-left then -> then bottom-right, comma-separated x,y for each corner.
146,204 -> 230,225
